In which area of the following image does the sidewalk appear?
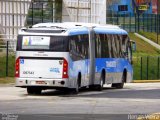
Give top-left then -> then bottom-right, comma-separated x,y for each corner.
0,77 -> 15,86
133,80 -> 160,83
0,83 -> 14,87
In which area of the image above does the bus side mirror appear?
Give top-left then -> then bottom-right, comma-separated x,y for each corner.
131,40 -> 136,52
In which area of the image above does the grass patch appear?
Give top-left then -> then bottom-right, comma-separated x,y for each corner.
129,33 -> 160,56
0,77 -> 15,84
132,56 -> 160,80
0,53 -> 15,77
129,33 -> 160,80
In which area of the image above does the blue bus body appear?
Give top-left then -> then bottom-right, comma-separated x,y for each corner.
67,24 -> 133,88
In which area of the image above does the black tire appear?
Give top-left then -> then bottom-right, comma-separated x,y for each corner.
27,87 -> 34,94
72,76 -> 81,94
96,76 -> 104,91
89,85 -> 95,90
34,88 -> 42,94
27,87 -> 42,95
112,74 -> 125,89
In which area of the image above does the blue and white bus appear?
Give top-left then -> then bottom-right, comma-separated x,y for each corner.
15,22 -> 133,94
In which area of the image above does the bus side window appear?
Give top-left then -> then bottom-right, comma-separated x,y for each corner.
102,34 -> 109,58
69,35 -> 79,61
112,34 -> 119,58
69,35 -> 89,61
122,35 -> 129,58
76,35 -> 82,60
118,35 -> 123,58
95,34 -> 101,58
115,35 -> 120,58
110,35 -> 116,58
107,34 -> 112,58
116,35 -> 121,58
82,34 -> 89,59
127,41 -> 132,63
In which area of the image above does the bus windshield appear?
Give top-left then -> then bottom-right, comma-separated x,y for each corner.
16,35 -> 69,52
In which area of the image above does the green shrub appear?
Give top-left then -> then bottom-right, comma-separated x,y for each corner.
0,54 -> 15,77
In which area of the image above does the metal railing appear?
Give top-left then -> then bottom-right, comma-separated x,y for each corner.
133,56 -> 160,80
0,34 -> 16,52
106,12 -> 160,44
0,41 -> 15,77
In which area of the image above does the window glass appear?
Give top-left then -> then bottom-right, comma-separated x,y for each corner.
107,35 -> 112,58
95,34 -> 101,58
118,5 -> 128,11
22,36 -> 50,50
95,34 -> 110,58
111,35 -> 118,58
95,34 -> 129,58
122,35 -> 129,58
17,35 -> 69,52
69,34 -> 89,61
118,35 -> 123,57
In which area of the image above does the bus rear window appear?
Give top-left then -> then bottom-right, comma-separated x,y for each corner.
22,36 -> 50,50
17,35 -> 69,52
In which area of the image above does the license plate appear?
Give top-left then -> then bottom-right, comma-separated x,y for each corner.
36,81 -> 46,84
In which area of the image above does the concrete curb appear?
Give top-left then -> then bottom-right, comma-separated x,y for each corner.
134,33 -> 160,50
133,80 -> 160,83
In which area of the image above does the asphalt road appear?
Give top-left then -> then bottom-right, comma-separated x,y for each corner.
0,83 -> 160,120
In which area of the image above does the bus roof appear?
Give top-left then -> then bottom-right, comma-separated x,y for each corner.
94,27 -> 128,35
19,22 -> 128,36
32,22 -> 121,30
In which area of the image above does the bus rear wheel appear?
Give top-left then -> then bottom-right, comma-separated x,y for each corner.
95,76 -> 104,91
72,82 -> 79,94
27,87 -> 42,95
112,74 -> 125,89
72,75 -> 81,94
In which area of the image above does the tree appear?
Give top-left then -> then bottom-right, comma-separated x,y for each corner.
55,0 -> 62,22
